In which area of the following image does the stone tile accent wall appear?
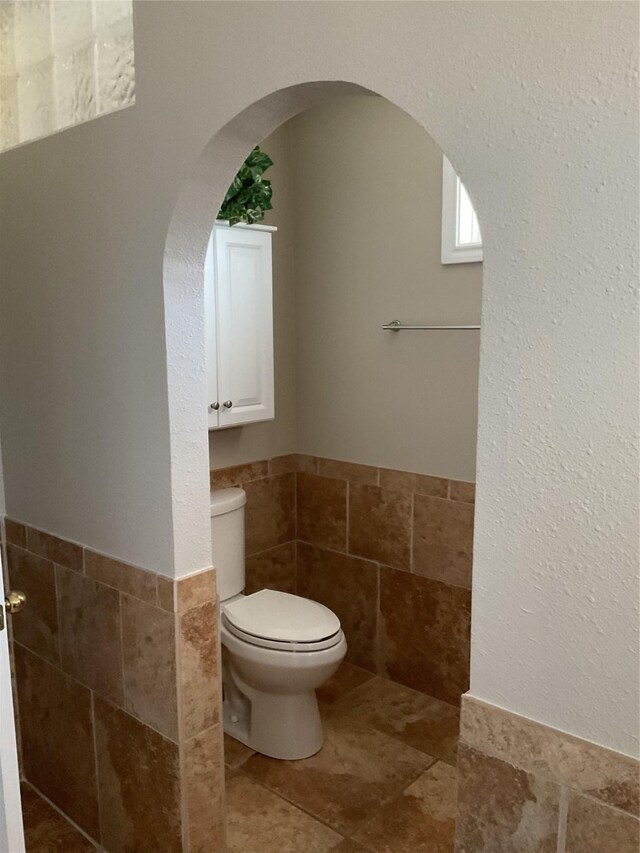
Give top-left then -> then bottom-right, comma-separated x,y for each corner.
211,453 -> 474,705
4,520 -> 224,852
455,695 -> 639,853
211,455 -> 298,596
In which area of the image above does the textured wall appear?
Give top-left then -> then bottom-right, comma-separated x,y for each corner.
0,0 -> 135,151
0,2 -> 637,757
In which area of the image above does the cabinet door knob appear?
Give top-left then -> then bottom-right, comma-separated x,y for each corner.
223,400 -> 233,409
210,402 -> 220,411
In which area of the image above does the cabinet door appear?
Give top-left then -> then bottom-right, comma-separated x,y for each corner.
214,225 -> 275,428
204,231 -> 220,428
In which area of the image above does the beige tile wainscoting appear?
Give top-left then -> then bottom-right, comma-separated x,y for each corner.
211,453 -> 474,705
5,471 -> 638,853
3,519 -> 225,852
456,696 -> 639,852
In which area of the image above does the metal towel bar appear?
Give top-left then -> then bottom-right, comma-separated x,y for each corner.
382,319 -> 480,331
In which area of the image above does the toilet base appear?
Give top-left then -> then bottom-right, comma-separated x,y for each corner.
220,624 -> 347,761
223,687 -> 324,761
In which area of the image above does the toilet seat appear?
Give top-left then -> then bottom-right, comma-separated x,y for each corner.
222,589 -> 342,652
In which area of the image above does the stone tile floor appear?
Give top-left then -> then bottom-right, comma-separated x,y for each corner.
20,783 -> 96,852
225,662 -> 461,853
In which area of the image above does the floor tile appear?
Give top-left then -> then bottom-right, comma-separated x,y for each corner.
21,784 -> 96,852
353,761 -> 458,852
316,662 -> 375,707
225,775 -> 341,853
224,732 -> 256,769
333,676 -> 460,765
244,713 -> 434,835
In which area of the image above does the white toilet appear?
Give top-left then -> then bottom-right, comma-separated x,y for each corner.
211,487 -> 347,760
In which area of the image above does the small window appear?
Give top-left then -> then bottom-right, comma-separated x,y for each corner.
441,155 -> 483,264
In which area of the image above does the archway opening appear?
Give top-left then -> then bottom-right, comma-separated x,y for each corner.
164,81 -> 484,850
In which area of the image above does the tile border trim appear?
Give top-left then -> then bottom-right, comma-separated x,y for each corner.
211,454 -> 475,502
460,694 -> 639,816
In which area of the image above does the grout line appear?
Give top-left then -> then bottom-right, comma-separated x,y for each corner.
12,639 -> 184,746
117,590 -> 126,704
293,539 -> 298,594
235,673 -> 462,845
52,565 -> 63,668
345,480 -> 350,554
375,562 -> 381,676
246,541 -> 296,560
409,492 -> 415,573
243,775 -> 343,833
294,468 -> 298,540
296,539 -> 377,569
89,691 -> 104,848
21,778 -> 103,851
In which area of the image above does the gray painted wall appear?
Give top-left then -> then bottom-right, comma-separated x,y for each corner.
292,96 -> 481,481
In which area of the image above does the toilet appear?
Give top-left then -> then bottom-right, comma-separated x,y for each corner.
211,487 -> 347,760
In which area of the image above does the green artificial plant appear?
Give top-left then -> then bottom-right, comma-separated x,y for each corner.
218,146 -> 274,226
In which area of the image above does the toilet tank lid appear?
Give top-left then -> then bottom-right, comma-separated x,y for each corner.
210,487 -> 247,517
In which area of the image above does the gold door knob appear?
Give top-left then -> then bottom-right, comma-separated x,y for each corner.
4,590 -> 26,614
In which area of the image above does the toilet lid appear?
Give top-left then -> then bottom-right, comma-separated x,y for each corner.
222,589 -> 341,644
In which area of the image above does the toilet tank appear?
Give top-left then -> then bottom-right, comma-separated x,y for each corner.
210,488 -> 247,601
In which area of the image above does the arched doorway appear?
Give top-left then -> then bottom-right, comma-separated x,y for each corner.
164,80 -> 484,850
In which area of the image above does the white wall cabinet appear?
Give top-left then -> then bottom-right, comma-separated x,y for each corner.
205,222 -> 276,430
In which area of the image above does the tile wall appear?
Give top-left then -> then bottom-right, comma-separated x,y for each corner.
3,519 -> 225,852
0,0 -> 135,152
455,696 -> 639,853
211,453 -> 474,706
7,472 -> 636,853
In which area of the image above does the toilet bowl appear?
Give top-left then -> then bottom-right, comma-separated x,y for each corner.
210,488 -> 347,760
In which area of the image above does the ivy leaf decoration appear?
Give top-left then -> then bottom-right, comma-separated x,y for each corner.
218,146 -> 274,226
